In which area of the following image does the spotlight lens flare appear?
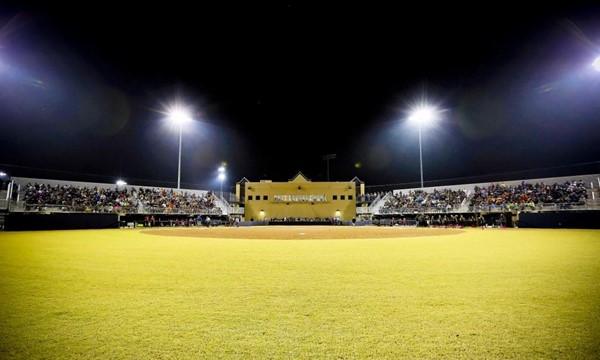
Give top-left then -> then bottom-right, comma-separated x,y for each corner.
158,98 -> 194,126
409,105 -> 438,124
593,56 -> 600,72
169,108 -> 192,124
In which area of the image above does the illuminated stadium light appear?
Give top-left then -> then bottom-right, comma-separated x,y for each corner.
218,165 -> 226,198
409,104 -> 439,189
116,180 -> 127,186
167,105 -> 193,189
0,171 -> 7,177
409,106 -> 437,125
593,56 -> 600,72
169,108 -> 192,125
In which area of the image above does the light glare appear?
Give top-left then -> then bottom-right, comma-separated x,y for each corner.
409,105 -> 437,124
169,108 -> 192,125
593,56 -> 600,72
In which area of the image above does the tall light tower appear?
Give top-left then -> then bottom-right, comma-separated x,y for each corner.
168,107 -> 192,189
322,154 -> 336,181
409,106 -> 437,189
218,165 -> 226,198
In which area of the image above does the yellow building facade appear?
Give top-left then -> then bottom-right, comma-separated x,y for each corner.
241,173 -> 357,222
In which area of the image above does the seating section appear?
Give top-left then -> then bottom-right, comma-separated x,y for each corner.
21,182 -> 222,215
6,175 -> 597,218
380,189 -> 467,214
377,178 -> 592,214
469,181 -> 588,211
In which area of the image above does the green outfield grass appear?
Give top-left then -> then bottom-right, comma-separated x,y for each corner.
0,228 -> 599,359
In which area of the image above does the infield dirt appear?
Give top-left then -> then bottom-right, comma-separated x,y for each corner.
141,225 -> 465,240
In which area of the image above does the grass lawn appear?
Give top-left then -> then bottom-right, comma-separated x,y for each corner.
0,228 -> 599,359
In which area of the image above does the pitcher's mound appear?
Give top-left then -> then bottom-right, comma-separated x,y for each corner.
141,225 -> 464,240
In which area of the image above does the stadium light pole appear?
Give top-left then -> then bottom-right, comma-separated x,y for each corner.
168,108 -> 192,189
218,165 -> 226,198
322,154 -> 336,181
409,106 -> 437,189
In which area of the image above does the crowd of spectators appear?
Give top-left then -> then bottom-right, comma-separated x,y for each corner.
18,179 -> 591,218
380,188 -> 468,214
137,214 -> 220,228
136,187 -> 219,214
379,180 -> 589,214
268,217 -> 343,224
470,180 -> 588,211
22,183 -> 222,215
23,183 -> 134,213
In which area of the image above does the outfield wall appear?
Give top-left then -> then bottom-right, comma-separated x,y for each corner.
518,211 -> 600,229
4,213 -> 119,231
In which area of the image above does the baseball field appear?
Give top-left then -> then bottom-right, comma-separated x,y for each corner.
0,226 -> 599,359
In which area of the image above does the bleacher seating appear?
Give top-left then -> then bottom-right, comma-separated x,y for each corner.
12,178 -> 225,216
3,174 -> 598,222
370,174 -> 598,215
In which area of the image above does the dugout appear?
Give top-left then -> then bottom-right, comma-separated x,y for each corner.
240,172 -> 358,222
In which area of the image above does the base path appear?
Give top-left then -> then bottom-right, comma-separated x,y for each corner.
141,225 -> 465,240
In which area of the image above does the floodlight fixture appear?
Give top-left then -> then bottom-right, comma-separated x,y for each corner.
218,165 -> 226,197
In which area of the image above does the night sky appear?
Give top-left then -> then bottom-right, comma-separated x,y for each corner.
1,3 -> 599,192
